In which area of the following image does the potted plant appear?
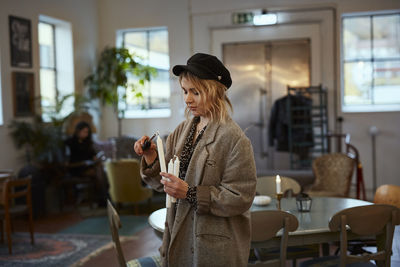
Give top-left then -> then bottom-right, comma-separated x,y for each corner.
8,93 -> 93,176
84,46 -> 157,136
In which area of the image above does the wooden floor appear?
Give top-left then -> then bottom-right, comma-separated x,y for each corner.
13,205 -> 400,267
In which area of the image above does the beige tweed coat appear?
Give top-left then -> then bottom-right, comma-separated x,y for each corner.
141,116 -> 257,267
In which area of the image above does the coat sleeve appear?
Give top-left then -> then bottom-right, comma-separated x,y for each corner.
196,136 -> 257,217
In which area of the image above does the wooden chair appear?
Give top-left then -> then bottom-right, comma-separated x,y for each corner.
374,184 -> 400,208
0,176 -> 34,254
255,176 -> 319,266
107,199 -> 161,267
256,176 -> 301,197
326,132 -> 366,200
249,210 -> 299,267
347,184 -> 400,256
300,204 -> 400,267
105,159 -> 153,214
306,153 -> 355,197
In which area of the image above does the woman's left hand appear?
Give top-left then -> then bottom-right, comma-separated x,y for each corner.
160,172 -> 188,199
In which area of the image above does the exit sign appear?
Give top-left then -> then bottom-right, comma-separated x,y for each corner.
232,12 -> 254,25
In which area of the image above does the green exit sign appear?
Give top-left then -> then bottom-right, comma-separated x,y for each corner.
232,12 -> 254,25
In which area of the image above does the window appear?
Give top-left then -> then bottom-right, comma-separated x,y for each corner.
118,27 -> 170,118
38,15 -> 74,121
342,12 -> 400,112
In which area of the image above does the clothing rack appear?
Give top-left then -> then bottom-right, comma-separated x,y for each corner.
287,85 -> 328,170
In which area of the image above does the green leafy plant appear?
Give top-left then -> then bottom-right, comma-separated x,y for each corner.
8,93 -> 92,166
84,46 -> 157,136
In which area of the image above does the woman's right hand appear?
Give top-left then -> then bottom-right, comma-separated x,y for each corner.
134,136 -> 158,165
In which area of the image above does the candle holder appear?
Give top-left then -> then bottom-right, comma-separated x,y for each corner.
276,193 -> 283,210
296,193 -> 312,212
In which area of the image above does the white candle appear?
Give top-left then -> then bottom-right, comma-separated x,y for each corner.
171,156 -> 180,203
276,175 -> 282,194
166,159 -> 174,208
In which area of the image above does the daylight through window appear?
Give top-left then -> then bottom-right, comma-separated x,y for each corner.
121,28 -> 171,118
342,12 -> 400,112
38,16 -> 74,121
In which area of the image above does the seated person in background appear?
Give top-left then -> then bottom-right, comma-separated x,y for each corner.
65,121 -> 108,206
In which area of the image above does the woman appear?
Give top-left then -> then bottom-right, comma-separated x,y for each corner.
65,121 -> 108,206
134,53 -> 257,267
65,121 -> 97,172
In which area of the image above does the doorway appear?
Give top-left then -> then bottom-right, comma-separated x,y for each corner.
223,39 -> 310,173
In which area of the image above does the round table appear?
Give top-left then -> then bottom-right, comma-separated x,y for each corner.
148,197 -> 372,246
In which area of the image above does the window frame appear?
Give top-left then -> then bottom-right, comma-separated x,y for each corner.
38,15 -> 75,121
39,21 -> 58,108
341,10 -> 400,113
117,27 -> 171,119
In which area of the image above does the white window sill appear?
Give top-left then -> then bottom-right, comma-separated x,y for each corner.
342,104 -> 400,113
123,108 -> 171,119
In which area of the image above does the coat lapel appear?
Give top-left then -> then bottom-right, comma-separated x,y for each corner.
169,119 -> 220,246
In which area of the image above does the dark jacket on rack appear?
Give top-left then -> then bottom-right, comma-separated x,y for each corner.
268,94 -> 314,153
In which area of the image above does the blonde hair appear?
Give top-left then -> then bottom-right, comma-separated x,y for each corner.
180,71 -> 233,123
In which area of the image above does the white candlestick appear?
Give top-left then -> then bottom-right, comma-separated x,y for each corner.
171,156 -> 180,203
157,135 -> 170,208
276,175 -> 282,194
157,135 -> 166,173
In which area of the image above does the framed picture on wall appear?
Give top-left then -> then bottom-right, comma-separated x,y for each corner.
12,72 -> 35,117
9,15 -> 32,68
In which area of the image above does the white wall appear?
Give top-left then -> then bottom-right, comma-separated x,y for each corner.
0,0 -> 98,172
1,0 -> 399,195
97,0 -> 191,139
96,0 -> 400,195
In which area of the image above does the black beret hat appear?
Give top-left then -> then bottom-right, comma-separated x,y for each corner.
172,53 -> 232,89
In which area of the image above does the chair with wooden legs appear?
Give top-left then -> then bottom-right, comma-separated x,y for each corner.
0,176 -> 34,254
300,204 -> 400,267
107,199 -> 161,267
249,210 -> 299,267
347,184 -> 400,256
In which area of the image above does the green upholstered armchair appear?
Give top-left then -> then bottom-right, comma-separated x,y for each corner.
105,159 -> 153,214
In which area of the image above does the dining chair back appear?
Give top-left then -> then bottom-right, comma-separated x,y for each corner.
374,184 -> 400,209
301,204 -> 399,267
346,184 -> 400,258
107,199 -> 161,267
249,210 -> 299,267
256,176 -> 301,197
107,199 -> 127,267
331,204 -> 399,266
0,176 -> 34,254
306,153 -> 355,197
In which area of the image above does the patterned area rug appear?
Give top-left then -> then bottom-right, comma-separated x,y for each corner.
0,232 -> 112,267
